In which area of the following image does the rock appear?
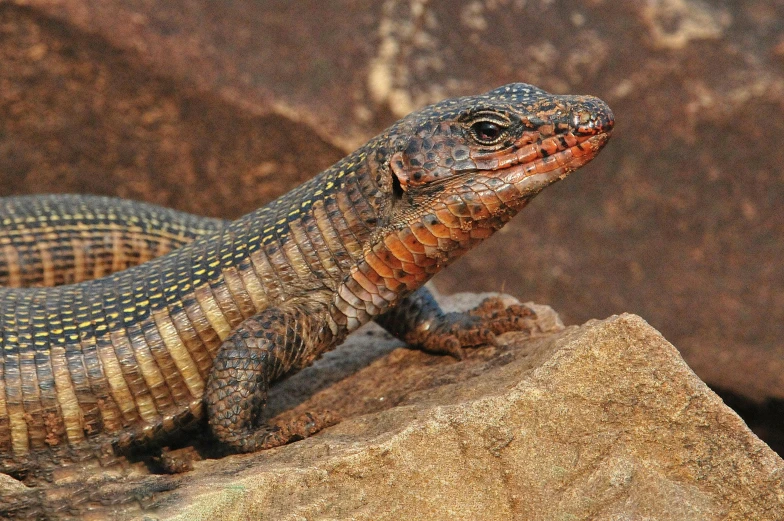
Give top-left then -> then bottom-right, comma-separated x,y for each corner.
157,314 -> 784,521
4,295 -> 779,519
159,305 -> 784,521
0,471 -> 27,495
0,3 -> 345,218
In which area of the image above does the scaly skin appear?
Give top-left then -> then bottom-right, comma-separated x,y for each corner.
0,83 -> 613,480
0,194 -> 224,287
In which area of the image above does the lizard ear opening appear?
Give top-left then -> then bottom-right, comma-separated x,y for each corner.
389,151 -> 411,193
391,169 -> 405,199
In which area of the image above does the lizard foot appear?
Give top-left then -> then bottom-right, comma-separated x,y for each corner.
419,297 -> 537,358
212,410 -> 340,453
270,410 -> 340,444
154,446 -> 199,474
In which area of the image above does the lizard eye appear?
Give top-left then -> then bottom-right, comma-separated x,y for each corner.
470,120 -> 507,145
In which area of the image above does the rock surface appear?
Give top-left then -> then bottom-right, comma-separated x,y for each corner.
152,303 -> 784,521
158,312 -> 784,521
2,295 -> 780,520
0,3 -> 345,217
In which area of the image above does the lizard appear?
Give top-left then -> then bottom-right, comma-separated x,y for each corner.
0,83 -> 613,482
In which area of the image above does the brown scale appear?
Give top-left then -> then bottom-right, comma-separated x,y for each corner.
0,83 -> 613,481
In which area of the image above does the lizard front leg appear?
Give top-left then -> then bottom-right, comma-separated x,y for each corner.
205,301 -> 337,453
375,286 -> 536,358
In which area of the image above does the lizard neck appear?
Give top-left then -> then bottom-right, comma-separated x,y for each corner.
328,163 -> 548,335
217,144 -> 392,305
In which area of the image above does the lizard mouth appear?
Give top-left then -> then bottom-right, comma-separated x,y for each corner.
392,130 -> 612,199
492,131 -> 612,189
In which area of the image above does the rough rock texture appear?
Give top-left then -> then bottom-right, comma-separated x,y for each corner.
1,1 -> 782,450
2,295 -> 781,520
0,3 -> 345,217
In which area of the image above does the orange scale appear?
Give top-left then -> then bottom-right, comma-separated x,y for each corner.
409,222 -> 439,247
383,234 -> 416,263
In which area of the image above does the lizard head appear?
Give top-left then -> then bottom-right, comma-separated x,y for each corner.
382,83 -> 613,224
317,84 -> 612,330
360,83 -> 612,275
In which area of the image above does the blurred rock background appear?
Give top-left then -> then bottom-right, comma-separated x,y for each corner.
0,1 -> 781,453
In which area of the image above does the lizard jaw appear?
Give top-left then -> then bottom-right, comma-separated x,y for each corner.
501,131 -> 612,193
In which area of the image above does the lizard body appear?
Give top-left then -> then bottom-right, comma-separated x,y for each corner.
0,84 -> 613,480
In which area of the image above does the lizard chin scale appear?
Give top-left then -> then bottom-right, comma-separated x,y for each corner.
504,132 -> 612,191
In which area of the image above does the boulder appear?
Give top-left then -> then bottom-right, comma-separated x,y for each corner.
155,305 -> 784,521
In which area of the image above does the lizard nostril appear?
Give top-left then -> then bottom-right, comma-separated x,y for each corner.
570,99 -> 614,135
